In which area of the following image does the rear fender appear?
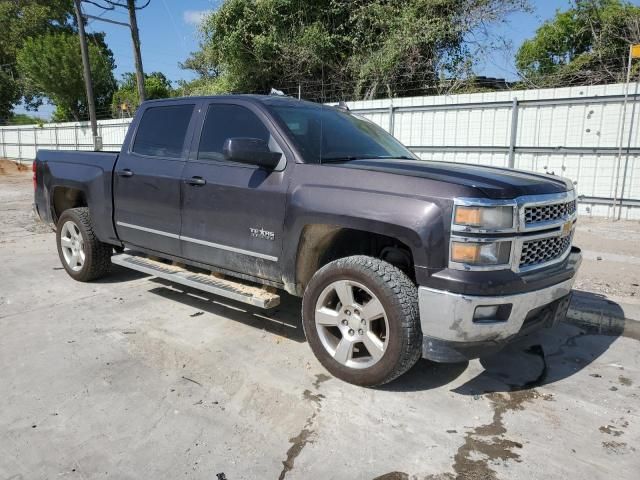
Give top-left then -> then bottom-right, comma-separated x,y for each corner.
43,160 -> 118,243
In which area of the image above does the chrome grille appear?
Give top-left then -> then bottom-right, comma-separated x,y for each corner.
524,200 -> 576,224
520,235 -> 572,268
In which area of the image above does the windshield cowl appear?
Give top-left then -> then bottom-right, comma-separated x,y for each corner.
320,155 -> 415,163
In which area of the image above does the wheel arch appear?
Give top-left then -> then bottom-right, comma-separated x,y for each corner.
52,186 -> 87,223
292,224 -> 418,295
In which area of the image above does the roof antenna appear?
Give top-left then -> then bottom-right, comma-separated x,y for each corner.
337,100 -> 349,111
269,88 -> 285,96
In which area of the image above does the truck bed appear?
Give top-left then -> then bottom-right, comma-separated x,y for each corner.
34,149 -> 120,243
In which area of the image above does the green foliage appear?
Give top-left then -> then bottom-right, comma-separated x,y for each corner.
0,72 -> 21,123
111,72 -> 174,116
516,0 -> 640,87
174,76 -> 234,97
17,32 -> 117,122
0,0 -> 74,120
182,0 -> 527,101
7,113 -> 45,126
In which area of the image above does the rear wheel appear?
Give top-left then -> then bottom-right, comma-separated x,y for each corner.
56,208 -> 112,282
302,255 -> 422,386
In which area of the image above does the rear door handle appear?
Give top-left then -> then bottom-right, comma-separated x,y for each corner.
186,176 -> 206,186
117,169 -> 134,177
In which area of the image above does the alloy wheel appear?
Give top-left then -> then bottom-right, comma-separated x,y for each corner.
314,279 -> 389,369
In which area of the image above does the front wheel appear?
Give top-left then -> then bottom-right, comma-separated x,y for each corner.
302,256 -> 422,386
56,207 -> 112,282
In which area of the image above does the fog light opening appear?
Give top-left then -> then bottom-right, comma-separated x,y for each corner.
473,304 -> 512,323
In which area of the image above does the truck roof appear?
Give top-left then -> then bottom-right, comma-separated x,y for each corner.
141,94 -> 324,109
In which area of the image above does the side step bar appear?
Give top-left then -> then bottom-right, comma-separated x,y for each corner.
111,253 -> 280,309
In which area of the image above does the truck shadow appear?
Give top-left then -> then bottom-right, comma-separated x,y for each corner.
451,322 -> 621,396
147,278 -> 307,342
119,273 -> 631,394
93,264 -> 149,283
385,292 -> 628,393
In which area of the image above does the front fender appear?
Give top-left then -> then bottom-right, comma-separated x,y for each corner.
282,183 -> 448,288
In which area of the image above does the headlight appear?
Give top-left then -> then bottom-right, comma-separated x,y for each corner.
451,241 -> 511,266
454,206 -> 514,229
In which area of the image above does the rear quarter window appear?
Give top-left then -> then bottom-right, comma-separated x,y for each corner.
132,104 -> 194,158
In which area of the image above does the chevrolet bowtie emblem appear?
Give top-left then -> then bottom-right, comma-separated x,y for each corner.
561,220 -> 573,237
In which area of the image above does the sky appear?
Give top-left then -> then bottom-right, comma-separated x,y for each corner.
18,0 -> 574,119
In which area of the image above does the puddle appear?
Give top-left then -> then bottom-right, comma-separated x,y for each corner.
451,389 -> 545,479
278,378 -> 328,479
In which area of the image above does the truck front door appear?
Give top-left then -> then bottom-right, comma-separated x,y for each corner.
113,102 -> 196,256
180,100 -> 290,283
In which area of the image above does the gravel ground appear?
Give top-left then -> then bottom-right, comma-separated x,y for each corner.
1,164 -> 639,480
573,218 -> 640,301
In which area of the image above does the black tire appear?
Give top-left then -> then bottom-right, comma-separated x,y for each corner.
56,207 -> 112,282
302,255 -> 422,387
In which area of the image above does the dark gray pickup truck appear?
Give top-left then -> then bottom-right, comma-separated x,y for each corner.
34,95 -> 582,386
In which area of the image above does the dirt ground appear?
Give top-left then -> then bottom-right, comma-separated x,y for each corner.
0,158 -> 29,174
1,164 -> 639,480
573,218 -> 640,300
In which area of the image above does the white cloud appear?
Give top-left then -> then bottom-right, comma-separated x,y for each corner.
183,10 -> 211,25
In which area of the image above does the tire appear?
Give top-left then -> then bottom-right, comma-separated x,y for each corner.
56,207 -> 112,282
302,255 -> 422,386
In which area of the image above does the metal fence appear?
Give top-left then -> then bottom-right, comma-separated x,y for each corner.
0,118 -> 132,160
345,82 -> 640,220
1,82 -> 639,219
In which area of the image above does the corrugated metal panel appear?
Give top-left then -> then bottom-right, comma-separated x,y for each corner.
1,84 -> 638,218
0,119 -> 132,159
347,83 -> 639,219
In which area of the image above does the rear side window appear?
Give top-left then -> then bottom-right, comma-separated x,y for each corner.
198,104 -> 272,161
132,104 -> 194,158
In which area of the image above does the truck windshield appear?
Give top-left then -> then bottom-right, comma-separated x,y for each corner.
267,103 -> 416,164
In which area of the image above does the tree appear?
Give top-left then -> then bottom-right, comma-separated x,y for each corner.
0,0 -> 74,121
516,0 -> 640,87
7,113 -> 45,126
17,32 -> 117,121
182,0 -> 528,101
111,72 -> 173,116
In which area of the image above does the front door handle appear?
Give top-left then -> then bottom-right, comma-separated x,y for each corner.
117,169 -> 134,177
186,176 -> 206,186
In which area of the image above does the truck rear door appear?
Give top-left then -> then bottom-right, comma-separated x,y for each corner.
179,100 -> 291,282
113,102 -> 197,256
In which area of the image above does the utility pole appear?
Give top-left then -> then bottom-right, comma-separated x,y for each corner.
612,43 -> 640,220
73,0 -> 101,150
127,0 -> 146,102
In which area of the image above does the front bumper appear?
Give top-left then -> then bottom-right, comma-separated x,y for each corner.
418,248 -> 582,362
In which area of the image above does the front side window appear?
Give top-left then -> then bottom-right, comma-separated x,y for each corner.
267,103 -> 415,164
198,104 -> 276,162
132,104 -> 194,158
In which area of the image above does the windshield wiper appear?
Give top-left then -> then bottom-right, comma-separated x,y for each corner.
321,155 -> 416,163
321,155 -> 378,163
374,155 -> 415,160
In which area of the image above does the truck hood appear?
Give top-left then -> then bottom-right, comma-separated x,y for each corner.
329,158 -> 573,199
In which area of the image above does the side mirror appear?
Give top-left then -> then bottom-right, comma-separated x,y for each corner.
223,137 -> 282,169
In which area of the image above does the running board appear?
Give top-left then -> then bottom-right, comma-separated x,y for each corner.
111,253 -> 280,309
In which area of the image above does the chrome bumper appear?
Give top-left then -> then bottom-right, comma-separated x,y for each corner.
418,250 -> 582,361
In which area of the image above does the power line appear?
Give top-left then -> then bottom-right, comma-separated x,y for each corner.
82,0 -> 151,11
82,0 -> 148,102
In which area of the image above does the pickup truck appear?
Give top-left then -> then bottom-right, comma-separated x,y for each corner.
34,95 -> 582,386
